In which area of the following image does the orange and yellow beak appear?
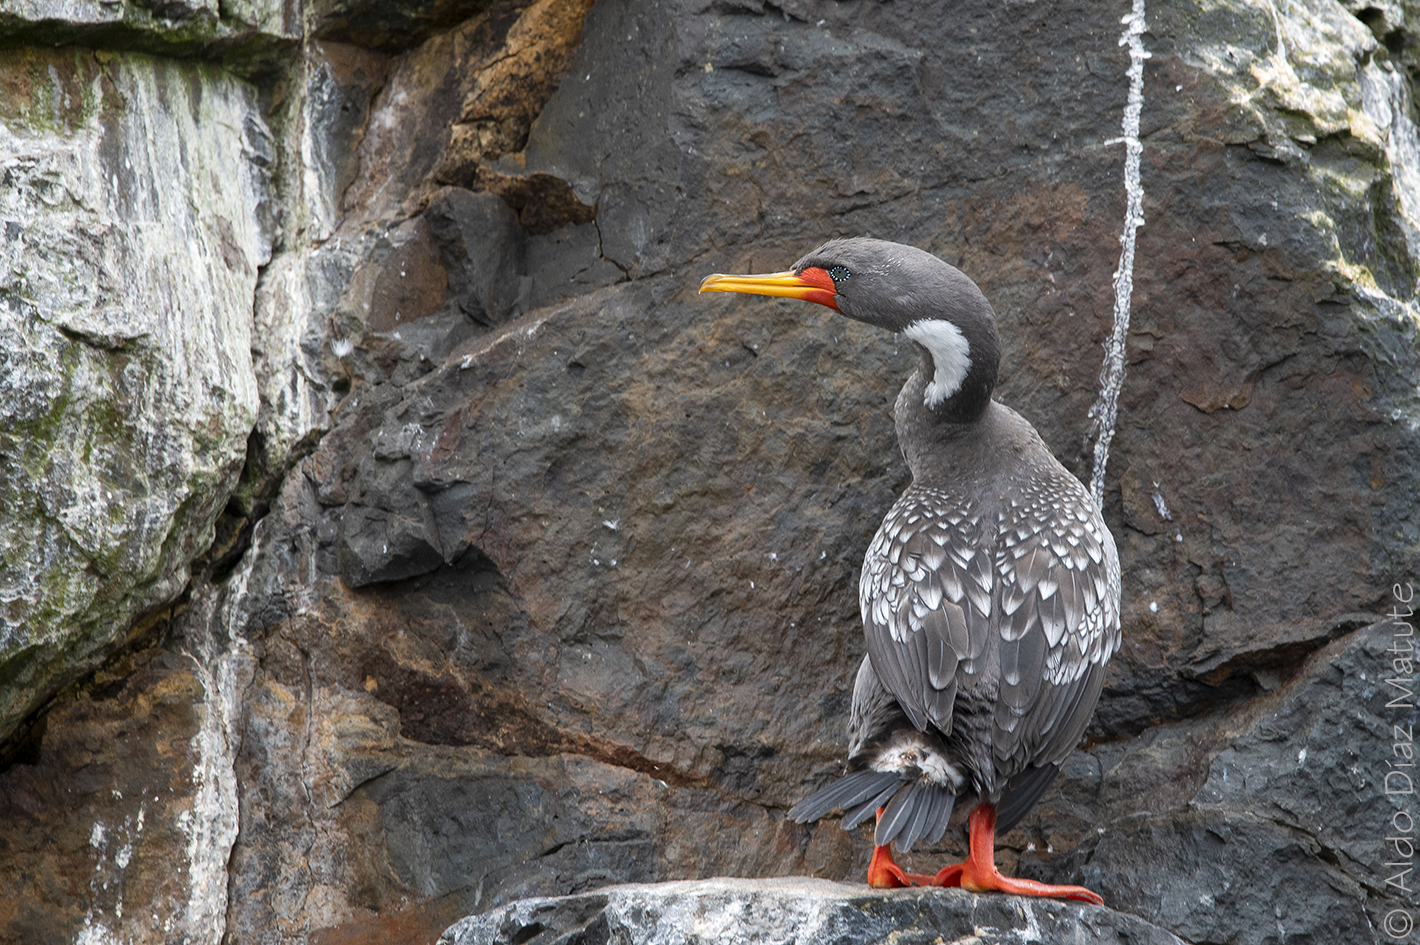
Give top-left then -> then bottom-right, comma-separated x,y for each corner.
698,267 -> 839,310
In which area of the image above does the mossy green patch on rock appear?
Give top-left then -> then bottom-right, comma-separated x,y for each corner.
0,49 -> 273,744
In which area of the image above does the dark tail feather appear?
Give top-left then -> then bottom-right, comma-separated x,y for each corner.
842,780 -> 903,830
926,789 -> 956,845
873,781 -> 918,848
875,780 -> 954,852
788,770 -> 901,825
996,764 -> 1059,835
899,784 -> 941,852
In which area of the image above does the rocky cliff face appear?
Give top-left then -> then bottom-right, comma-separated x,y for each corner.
0,44 -> 271,759
0,0 -> 1418,943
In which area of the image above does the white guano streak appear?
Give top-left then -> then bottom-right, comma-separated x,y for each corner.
1088,1 -> 1149,510
179,552 -> 258,944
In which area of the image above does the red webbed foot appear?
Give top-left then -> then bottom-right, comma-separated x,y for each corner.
929,805 -> 1103,906
866,808 -> 937,888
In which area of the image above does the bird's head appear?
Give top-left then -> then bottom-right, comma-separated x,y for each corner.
699,237 -> 1000,415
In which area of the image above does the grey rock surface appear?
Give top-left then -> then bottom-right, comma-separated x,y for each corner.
1020,616 -> 1416,944
440,878 -> 1189,945
0,0 -> 298,66
0,49 -> 271,746
0,0 -> 1418,943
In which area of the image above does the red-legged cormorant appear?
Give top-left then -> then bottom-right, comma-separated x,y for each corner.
699,238 -> 1120,904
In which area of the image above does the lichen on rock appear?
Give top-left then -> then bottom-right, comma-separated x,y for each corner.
2,0 -> 1420,944
0,48 -> 271,744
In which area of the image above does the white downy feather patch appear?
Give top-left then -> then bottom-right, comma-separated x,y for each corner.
904,319 -> 972,408
870,736 -> 964,789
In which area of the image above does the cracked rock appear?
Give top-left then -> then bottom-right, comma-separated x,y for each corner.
3,0 -> 1420,943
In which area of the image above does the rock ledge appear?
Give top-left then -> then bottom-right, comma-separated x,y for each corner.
439,877 -> 1188,945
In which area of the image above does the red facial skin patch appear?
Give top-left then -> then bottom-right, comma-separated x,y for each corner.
795,266 -> 839,310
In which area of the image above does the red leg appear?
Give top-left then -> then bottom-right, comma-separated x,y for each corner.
929,805 -> 1103,905
866,808 -> 937,888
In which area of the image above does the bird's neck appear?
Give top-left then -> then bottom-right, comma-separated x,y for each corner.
894,345 -> 998,478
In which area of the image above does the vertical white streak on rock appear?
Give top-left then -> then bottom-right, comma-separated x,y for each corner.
1088,1 -> 1150,511
179,554 -> 259,945
181,653 -> 241,943
251,249 -> 338,471
80,803 -> 147,939
302,51 -> 338,243
247,40 -> 357,486
1360,60 -> 1420,261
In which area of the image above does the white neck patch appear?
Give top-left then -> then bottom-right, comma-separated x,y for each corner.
903,319 -> 972,408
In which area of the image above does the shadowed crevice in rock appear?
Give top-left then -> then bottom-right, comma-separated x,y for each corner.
203,423 -> 317,585
468,167 -> 598,236
1183,611 -> 1376,686
312,0 -> 501,52
1093,612 -> 1381,742
0,701 -> 45,773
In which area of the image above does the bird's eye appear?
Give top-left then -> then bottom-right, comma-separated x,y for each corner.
828,266 -> 851,286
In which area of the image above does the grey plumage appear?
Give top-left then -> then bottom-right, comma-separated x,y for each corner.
784,238 -> 1122,853
841,780 -> 902,831
996,764 -> 1059,835
786,770 -> 899,825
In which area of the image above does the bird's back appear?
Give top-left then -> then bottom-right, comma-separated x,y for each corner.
857,400 -> 1121,804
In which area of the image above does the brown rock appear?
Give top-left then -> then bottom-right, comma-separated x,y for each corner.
2,1 -> 1419,944
0,646 -> 218,944
432,0 -> 597,180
